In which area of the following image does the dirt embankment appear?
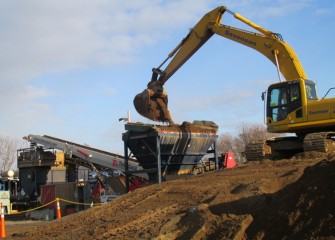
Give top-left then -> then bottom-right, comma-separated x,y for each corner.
6,153 -> 335,240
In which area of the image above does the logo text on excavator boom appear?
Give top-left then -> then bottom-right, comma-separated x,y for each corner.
225,30 -> 256,46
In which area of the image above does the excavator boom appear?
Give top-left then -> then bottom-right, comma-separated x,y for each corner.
134,6 -> 307,123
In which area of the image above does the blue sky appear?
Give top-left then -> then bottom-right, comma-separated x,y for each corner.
1,0 -> 334,154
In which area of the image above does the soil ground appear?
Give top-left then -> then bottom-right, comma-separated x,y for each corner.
5,152 -> 335,239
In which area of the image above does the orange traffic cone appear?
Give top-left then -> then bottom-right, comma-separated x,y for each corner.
0,203 -> 5,238
56,198 -> 61,219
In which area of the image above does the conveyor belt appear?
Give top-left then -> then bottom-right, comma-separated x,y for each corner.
25,134 -> 145,176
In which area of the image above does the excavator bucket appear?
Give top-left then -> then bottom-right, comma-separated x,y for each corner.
133,86 -> 174,124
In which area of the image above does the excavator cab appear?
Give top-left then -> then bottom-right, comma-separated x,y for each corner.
265,79 -> 320,131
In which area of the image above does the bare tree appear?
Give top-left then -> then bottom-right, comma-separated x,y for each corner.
217,132 -> 244,164
217,132 -> 234,153
217,122 -> 280,164
237,122 -> 273,146
0,135 -> 28,173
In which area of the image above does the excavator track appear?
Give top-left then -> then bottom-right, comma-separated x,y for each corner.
245,140 -> 271,161
303,132 -> 335,153
245,132 -> 335,161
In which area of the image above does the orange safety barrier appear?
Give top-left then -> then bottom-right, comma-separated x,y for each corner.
0,203 -> 5,238
56,198 -> 61,219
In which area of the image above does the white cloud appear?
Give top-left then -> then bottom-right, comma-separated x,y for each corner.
315,8 -> 333,16
0,1 -> 210,81
105,87 -> 116,95
0,0 -> 214,150
228,0 -> 314,18
0,81 -> 51,105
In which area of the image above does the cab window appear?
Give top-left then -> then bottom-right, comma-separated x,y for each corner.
269,88 -> 288,122
289,84 -> 300,102
305,82 -> 317,100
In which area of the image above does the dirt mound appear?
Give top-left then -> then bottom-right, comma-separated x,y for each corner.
241,159 -> 335,239
291,150 -> 329,160
7,155 -> 335,240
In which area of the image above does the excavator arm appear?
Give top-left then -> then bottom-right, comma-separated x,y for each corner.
133,6 -> 307,124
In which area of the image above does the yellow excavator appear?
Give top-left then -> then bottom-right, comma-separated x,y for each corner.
134,6 -> 335,160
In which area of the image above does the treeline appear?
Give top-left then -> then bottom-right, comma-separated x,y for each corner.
217,122 -> 280,164
0,135 -> 28,173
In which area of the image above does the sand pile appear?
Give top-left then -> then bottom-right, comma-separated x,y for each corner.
7,154 -> 335,239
